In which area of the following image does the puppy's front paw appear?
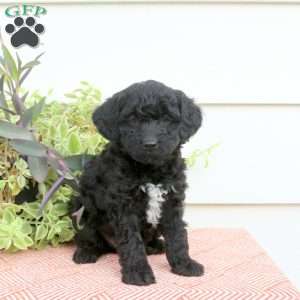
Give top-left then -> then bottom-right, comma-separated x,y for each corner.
73,247 -> 100,264
172,259 -> 204,277
122,265 -> 156,286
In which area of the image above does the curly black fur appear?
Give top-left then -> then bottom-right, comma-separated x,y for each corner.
70,80 -> 204,285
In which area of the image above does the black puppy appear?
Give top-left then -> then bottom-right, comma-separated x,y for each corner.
71,80 -> 204,285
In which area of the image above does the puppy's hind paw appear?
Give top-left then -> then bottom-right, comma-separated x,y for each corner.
73,247 -> 100,264
172,259 -> 204,277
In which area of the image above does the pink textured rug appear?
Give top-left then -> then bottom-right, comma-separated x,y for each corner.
0,229 -> 299,300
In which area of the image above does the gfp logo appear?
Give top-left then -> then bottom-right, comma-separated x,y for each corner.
4,4 -> 47,48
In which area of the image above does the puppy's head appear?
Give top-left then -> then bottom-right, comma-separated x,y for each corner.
93,80 -> 202,165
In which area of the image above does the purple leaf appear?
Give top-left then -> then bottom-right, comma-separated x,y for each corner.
72,206 -> 85,230
64,154 -> 95,171
28,156 -> 48,183
9,139 -> 47,157
20,96 -> 45,127
38,175 -> 65,214
20,91 -> 29,104
0,120 -> 33,140
0,105 -> 15,115
47,149 -> 70,175
19,68 -> 31,86
12,92 -> 24,115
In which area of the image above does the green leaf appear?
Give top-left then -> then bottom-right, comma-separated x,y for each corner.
35,224 -> 48,241
0,56 -> 5,68
35,239 -> 48,250
0,238 -> 11,250
52,203 -> 68,217
2,45 -> 18,80
59,229 -> 74,242
47,226 -> 56,240
9,139 -> 47,157
59,120 -> 68,138
14,158 -> 29,172
14,217 -> 26,230
22,60 -> 40,70
53,224 -> 62,234
23,235 -> 34,247
0,87 -> 11,120
27,156 -> 48,183
13,234 -> 33,250
0,65 -> 9,77
22,202 -> 39,218
21,97 -> 45,127
0,120 -> 33,140
0,224 -> 10,237
16,52 -> 22,71
1,205 -> 18,216
68,133 -> 81,154
45,210 -> 58,223
16,175 -> 26,188
21,222 -> 32,235
38,182 -> 47,195
51,235 -> 60,247
3,209 -> 15,224
0,180 -> 6,191
64,93 -> 77,99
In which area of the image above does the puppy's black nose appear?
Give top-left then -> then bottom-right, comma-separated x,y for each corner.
143,139 -> 158,149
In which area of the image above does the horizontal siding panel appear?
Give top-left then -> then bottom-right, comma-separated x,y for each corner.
1,1 -> 300,3
183,104 -> 300,204
1,4 -> 300,104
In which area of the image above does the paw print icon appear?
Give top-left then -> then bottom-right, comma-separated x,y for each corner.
5,16 -> 45,48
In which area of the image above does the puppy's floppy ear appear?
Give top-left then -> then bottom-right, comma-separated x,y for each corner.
92,95 -> 120,141
177,90 -> 202,143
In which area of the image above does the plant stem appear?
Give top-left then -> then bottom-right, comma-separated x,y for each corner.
0,105 -> 16,115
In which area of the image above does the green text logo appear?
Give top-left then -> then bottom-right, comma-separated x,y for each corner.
5,4 -> 47,18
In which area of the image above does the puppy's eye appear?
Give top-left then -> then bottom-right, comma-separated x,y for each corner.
128,115 -> 137,122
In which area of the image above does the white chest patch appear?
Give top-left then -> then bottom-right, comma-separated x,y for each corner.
140,183 -> 168,227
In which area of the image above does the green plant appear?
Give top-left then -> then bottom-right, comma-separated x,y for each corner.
0,179 -> 74,251
35,82 -> 106,157
0,82 -> 106,251
185,143 -> 220,168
